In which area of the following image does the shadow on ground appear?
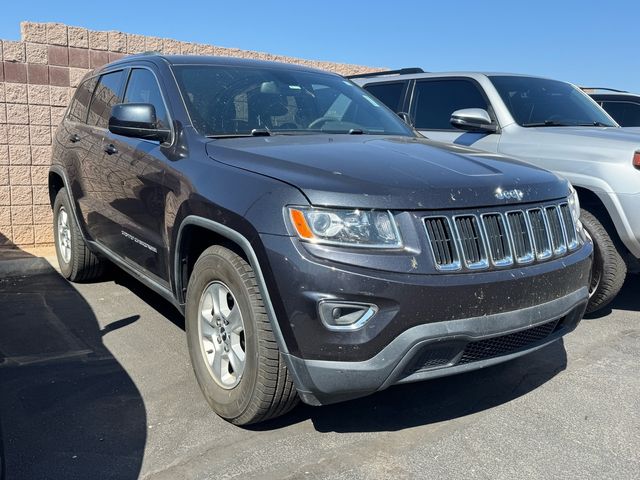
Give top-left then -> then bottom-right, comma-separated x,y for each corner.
0,242 -> 147,480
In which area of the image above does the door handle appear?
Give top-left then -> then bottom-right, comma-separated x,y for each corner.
69,133 -> 81,143
104,144 -> 118,155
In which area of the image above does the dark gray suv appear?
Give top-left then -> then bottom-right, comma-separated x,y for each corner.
49,55 -> 592,424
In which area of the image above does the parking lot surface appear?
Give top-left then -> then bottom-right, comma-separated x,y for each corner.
0,253 -> 638,480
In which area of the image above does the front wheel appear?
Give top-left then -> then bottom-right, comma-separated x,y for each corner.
185,245 -> 298,425
581,208 -> 626,314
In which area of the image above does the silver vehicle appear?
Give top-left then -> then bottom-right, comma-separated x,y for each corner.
352,69 -> 640,313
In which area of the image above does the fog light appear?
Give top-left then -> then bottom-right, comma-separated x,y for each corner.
318,300 -> 378,331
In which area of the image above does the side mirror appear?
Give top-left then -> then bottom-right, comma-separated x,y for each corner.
397,111 -> 413,126
450,108 -> 498,133
109,103 -> 171,143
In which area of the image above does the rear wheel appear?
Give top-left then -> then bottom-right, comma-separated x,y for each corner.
53,188 -> 105,282
185,245 -> 298,425
581,208 -> 626,314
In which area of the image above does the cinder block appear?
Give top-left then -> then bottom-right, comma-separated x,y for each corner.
25,42 -> 48,64
89,30 -> 109,50
9,145 -> 31,164
34,224 -> 54,244
31,165 -> 49,185
69,67 -> 88,87
11,224 -> 34,245
89,49 -> 109,68
8,165 -> 31,185
127,34 -> 146,54
0,205 -> 9,225
69,47 -> 89,68
11,205 -> 33,225
180,42 -> 198,55
108,31 -> 127,52
0,166 -> 8,185
32,183 -> 50,204
0,127 -> 6,146
48,45 -> 69,66
10,185 -> 32,205
50,86 -> 71,106
3,41 -> 26,62
21,22 -> 48,44
49,66 -> 70,87
30,125 -> 51,145
29,105 -> 51,125
7,125 -> 30,144
0,186 -> 9,205
4,62 -> 27,83
163,39 -> 181,54
0,82 -> 4,102
31,146 -> 52,165
145,36 -> 163,52
33,204 -> 52,223
196,44 -> 217,56
108,52 -> 125,63
6,104 -> 29,124
46,23 -> 68,46
27,63 -> 49,85
68,26 -> 89,48
50,107 -> 67,126
27,84 -> 50,105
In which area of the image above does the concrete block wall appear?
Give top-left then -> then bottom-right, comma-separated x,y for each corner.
0,21 -> 381,247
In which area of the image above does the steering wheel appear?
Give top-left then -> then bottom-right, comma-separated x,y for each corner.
307,116 -> 338,129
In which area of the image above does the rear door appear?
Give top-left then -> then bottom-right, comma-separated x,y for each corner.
361,81 -> 410,116
408,78 -> 500,151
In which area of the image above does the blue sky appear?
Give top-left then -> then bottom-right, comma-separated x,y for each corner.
2,0 -> 639,92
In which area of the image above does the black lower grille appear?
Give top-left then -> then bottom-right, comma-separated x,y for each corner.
457,318 -> 561,365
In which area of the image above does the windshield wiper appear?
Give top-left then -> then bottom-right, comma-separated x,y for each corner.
576,121 -> 612,127
522,120 -> 573,127
206,128 -> 272,139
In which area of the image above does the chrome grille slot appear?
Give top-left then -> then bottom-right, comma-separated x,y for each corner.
424,217 -> 460,270
528,208 -> 552,259
423,200 -> 581,272
559,203 -> 579,250
453,215 -> 488,269
545,206 -> 567,255
506,211 -> 534,263
481,213 -> 512,266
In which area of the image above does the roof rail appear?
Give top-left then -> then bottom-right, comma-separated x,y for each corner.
580,86 -> 629,94
347,67 -> 425,79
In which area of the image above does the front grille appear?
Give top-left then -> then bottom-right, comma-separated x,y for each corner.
424,201 -> 580,272
457,318 -> 562,365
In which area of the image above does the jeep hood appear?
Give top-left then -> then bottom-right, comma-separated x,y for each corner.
205,135 -> 568,210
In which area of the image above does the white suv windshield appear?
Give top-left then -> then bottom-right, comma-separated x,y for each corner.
172,65 -> 414,137
490,75 -> 617,128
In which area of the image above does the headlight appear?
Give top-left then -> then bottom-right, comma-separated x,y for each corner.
567,184 -> 582,232
288,207 -> 402,248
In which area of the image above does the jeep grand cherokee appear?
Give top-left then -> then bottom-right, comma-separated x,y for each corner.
49,55 -> 592,424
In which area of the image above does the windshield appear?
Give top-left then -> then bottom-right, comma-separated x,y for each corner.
172,65 -> 414,137
490,75 -> 617,128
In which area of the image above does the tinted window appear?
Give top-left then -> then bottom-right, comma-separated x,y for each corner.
88,70 -> 124,128
364,82 -> 405,113
490,76 -> 616,127
172,65 -> 413,137
601,101 -> 640,127
68,77 -> 97,123
412,80 -> 488,130
123,69 -> 170,129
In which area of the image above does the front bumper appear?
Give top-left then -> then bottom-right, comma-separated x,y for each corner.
258,234 -> 592,405
286,287 -> 586,405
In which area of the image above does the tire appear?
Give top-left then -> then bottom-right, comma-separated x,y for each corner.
53,187 -> 105,282
185,245 -> 298,425
581,208 -> 626,314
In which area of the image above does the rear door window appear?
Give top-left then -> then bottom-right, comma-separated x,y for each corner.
68,77 -> 98,123
412,79 -> 488,130
363,82 -> 406,113
88,70 -> 125,128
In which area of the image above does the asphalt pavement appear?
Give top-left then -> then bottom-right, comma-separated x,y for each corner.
0,250 -> 638,480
